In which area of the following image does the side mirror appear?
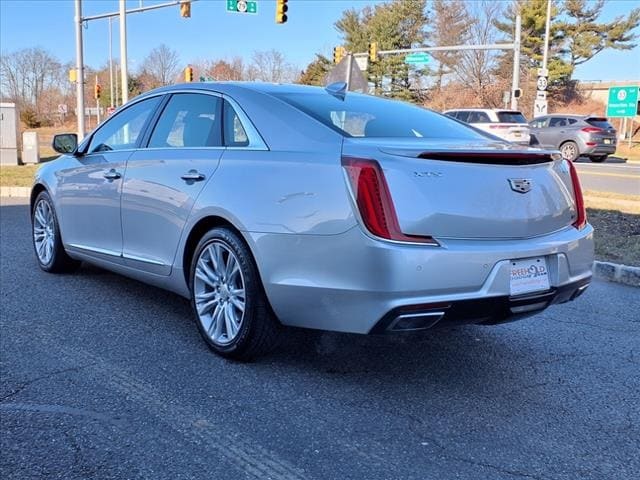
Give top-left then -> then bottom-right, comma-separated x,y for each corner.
52,134 -> 78,154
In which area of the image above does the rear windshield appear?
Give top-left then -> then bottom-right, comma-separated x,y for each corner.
496,111 -> 527,123
271,92 -> 489,140
586,118 -> 614,130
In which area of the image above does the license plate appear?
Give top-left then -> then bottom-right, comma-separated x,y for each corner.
604,139 -> 611,144
513,132 -> 522,137
510,257 -> 550,295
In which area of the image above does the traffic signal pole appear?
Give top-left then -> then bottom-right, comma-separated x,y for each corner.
74,0 -> 85,139
119,0 -> 128,104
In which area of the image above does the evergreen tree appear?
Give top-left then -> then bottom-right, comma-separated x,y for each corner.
298,54 -> 332,86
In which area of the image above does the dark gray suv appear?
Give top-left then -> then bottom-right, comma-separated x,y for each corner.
529,115 -> 617,162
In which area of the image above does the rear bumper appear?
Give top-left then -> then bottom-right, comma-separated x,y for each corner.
371,276 -> 591,333
247,223 -> 594,334
578,139 -> 616,155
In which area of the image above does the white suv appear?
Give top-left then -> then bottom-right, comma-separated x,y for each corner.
443,109 -> 531,145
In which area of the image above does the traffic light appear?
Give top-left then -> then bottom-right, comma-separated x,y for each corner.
333,46 -> 346,64
368,42 -> 378,63
94,84 -> 101,100
184,66 -> 194,82
275,0 -> 288,24
180,0 -> 191,18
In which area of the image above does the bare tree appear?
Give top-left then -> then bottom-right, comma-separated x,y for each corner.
1,47 -> 62,115
139,44 -> 180,89
246,50 -> 298,83
203,57 -> 246,81
452,1 -> 505,107
430,0 -> 472,92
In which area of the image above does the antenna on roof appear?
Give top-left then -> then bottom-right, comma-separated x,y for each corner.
325,82 -> 347,100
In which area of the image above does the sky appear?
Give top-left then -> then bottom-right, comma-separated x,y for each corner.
1,0 -> 639,82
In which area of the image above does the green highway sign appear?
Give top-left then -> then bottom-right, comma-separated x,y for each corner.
404,52 -> 430,66
226,0 -> 258,14
606,86 -> 639,118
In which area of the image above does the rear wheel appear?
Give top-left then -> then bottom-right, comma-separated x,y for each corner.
32,191 -> 80,273
560,141 -> 580,162
590,155 -> 607,163
190,227 -> 280,360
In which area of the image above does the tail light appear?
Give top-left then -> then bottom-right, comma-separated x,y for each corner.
566,160 -> 587,230
342,156 -> 438,245
581,127 -> 602,133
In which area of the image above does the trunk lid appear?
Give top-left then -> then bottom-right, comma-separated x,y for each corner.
342,138 -> 578,240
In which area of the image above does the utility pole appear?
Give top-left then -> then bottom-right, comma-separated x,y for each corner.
542,0 -> 552,73
510,14 -> 522,110
109,17 -> 115,108
95,75 -> 101,124
345,53 -> 353,91
119,0 -> 128,104
74,0 -> 85,139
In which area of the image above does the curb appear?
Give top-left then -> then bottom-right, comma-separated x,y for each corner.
593,261 -> 640,287
0,186 -> 31,197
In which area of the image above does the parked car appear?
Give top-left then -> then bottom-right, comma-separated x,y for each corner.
443,108 -> 531,145
529,114 -> 617,162
32,83 -> 593,360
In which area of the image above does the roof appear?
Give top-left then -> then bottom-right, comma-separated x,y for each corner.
147,81 -> 329,97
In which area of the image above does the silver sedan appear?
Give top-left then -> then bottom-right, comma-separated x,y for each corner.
32,83 -> 594,359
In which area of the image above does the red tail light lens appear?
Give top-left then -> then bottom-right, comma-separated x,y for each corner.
581,127 -> 602,133
342,156 -> 438,245
566,160 -> 587,230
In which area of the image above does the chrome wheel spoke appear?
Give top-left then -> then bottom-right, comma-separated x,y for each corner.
34,200 -> 55,264
194,239 -> 246,346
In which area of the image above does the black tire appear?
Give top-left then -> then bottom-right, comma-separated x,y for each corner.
590,155 -> 607,163
31,191 -> 81,273
560,141 -> 580,162
189,227 -> 280,361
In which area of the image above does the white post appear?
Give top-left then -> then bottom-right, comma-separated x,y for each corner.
510,14 -> 521,110
74,0 -> 85,139
95,75 -> 101,124
109,17 -> 115,108
345,53 -> 353,91
119,0 -> 128,104
542,0 -> 552,72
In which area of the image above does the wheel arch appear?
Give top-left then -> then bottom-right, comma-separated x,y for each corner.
30,183 -> 48,216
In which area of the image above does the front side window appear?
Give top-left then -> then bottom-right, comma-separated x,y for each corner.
148,93 -> 222,148
88,96 -> 161,153
273,92 -> 487,140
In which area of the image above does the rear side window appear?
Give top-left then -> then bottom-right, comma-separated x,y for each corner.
455,111 -> 470,122
549,117 -> 568,127
272,92 -> 487,140
586,118 -> 614,129
223,100 -> 249,147
567,118 -> 578,125
148,93 -> 222,148
467,111 -> 491,123
496,111 -> 527,123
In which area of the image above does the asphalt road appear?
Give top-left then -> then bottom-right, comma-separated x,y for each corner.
574,159 -> 640,195
1,198 -> 639,480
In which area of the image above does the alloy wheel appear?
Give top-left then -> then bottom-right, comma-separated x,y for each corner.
193,241 -> 246,346
33,199 -> 55,265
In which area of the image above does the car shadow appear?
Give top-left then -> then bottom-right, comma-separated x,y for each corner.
575,155 -> 627,164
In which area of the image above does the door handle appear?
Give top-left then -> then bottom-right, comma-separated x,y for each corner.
103,169 -> 121,180
181,170 -> 205,182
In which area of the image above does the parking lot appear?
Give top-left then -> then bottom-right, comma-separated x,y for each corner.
1,197 -> 639,480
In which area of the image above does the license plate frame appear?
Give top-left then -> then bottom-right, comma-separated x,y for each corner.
603,139 -> 611,145
509,257 -> 550,296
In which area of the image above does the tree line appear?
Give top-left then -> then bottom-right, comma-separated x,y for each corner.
1,0 -> 638,127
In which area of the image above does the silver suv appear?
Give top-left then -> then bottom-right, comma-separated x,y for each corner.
529,115 -> 617,162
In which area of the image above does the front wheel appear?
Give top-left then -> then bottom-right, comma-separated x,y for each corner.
190,227 -> 280,360
590,155 -> 607,163
560,141 -> 580,162
32,191 -> 81,273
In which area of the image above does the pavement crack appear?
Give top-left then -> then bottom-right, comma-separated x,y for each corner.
0,363 -> 96,402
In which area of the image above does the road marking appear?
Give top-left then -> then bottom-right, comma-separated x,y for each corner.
577,171 -> 639,180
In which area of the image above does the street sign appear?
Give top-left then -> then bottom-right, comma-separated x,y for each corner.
606,86 -> 639,118
404,52 -> 430,66
537,68 -> 549,77
355,56 -> 368,72
536,91 -> 547,100
534,99 -> 548,117
536,76 -> 548,91
57,104 -> 68,115
226,0 -> 257,14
